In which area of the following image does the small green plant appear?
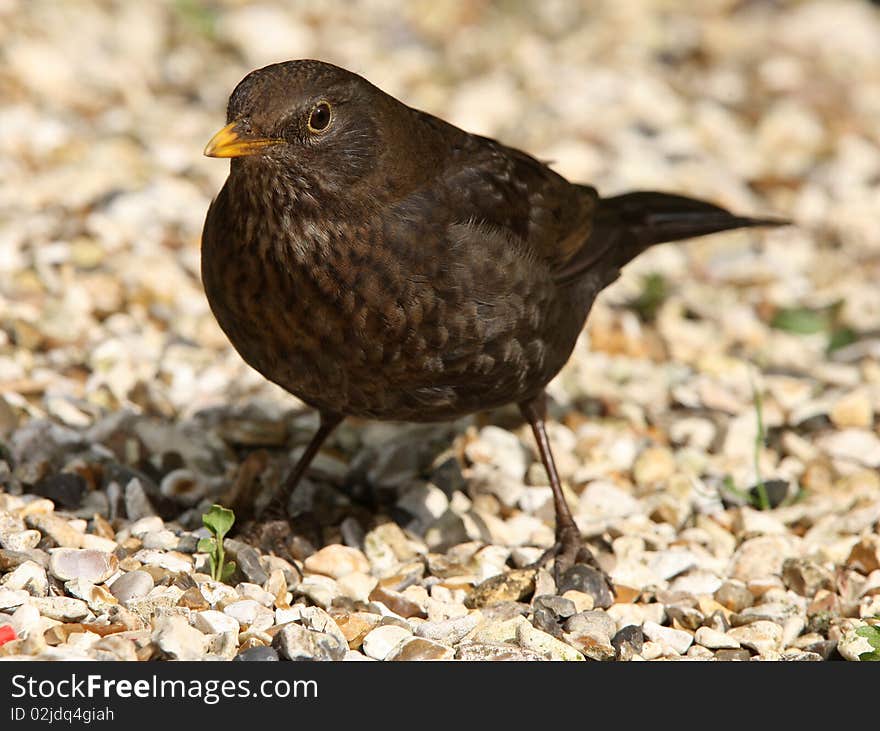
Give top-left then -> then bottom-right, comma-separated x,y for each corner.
748,373 -> 771,511
770,301 -> 858,355
721,370 -> 773,510
855,625 -> 880,662
173,0 -> 218,39
198,504 -> 236,582
628,272 -> 668,322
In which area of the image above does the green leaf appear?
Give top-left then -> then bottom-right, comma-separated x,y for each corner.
202,504 -> 235,540
173,0 -> 218,39
770,307 -> 830,335
751,485 -> 770,511
858,648 -> 880,661
197,537 -> 215,554
221,561 -> 236,582
629,273 -> 668,322
722,475 -> 749,502
856,625 -> 880,651
827,327 -> 857,354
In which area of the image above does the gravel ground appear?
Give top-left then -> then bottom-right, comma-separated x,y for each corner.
1,0 -> 880,661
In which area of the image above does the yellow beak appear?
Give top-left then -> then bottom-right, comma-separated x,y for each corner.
203,121 -> 283,158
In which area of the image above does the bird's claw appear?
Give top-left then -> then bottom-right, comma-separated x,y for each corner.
528,525 -> 615,598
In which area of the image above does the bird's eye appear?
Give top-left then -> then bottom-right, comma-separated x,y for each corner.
307,102 -> 332,133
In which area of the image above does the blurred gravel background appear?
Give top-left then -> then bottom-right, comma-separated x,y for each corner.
1,0 -> 880,662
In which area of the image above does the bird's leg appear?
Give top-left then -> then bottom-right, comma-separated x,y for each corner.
519,394 -> 602,581
263,411 -> 343,519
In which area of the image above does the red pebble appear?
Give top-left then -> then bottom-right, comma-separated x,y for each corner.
0,625 -> 16,646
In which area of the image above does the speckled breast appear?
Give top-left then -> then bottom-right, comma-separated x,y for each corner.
201,183 -> 594,422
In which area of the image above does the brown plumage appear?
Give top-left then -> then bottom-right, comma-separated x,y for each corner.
202,60 -> 785,576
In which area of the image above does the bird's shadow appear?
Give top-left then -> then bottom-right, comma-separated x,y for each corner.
222,400 -> 546,559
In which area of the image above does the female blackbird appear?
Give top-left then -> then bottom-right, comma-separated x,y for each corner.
202,60 -> 784,574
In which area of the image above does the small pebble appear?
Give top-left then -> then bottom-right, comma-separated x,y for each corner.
234,645 -> 279,661
611,625 -> 644,660
386,637 -> 454,660
272,623 -> 346,661
695,626 -> 740,650
304,544 -> 371,579
49,549 -> 118,584
727,620 -> 783,656
642,621 -> 694,655
25,514 -> 83,548
0,561 -> 49,596
361,625 -> 413,660
153,615 -> 207,660
108,570 -> 154,604
193,610 -> 240,635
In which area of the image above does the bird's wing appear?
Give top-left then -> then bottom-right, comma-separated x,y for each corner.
394,113 -> 600,276
376,181 -> 557,401
435,140 -> 600,273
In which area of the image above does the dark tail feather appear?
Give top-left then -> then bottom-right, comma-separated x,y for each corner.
597,191 -> 789,268
554,190 -> 789,286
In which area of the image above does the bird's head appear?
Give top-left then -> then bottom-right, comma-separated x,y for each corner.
204,60 -> 385,194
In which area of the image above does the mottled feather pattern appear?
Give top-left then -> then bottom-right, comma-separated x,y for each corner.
203,165 -> 593,421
